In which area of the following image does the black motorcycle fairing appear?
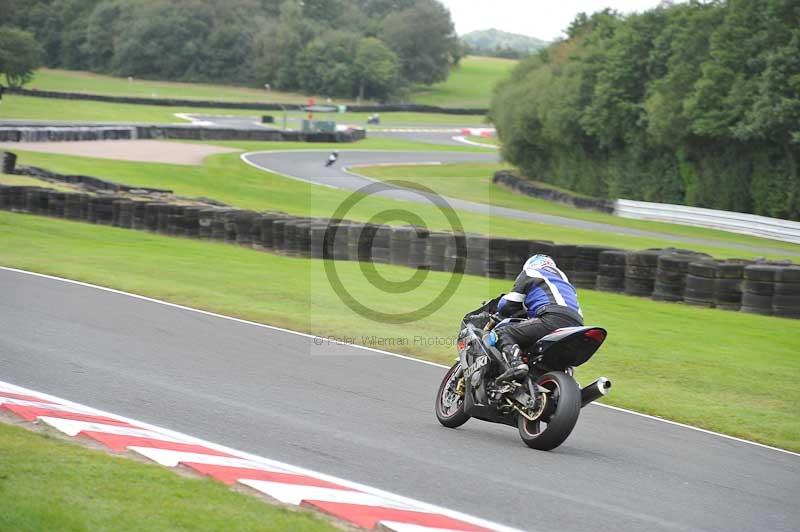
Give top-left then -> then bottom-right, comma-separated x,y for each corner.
533,326 -> 607,370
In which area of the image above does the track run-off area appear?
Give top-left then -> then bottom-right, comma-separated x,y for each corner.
241,149 -> 797,257
2,267 -> 798,532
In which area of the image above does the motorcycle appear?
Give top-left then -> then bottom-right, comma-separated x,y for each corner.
435,297 -> 611,450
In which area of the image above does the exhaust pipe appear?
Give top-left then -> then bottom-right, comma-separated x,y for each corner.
581,377 -> 611,407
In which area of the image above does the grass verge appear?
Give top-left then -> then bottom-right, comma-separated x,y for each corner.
409,56 -> 517,108
28,57 -> 510,110
0,420 -> 336,531
354,163 -> 800,257
1,212 -> 798,452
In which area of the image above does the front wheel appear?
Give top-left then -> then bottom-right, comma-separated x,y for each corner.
435,362 -> 470,428
518,371 -> 580,450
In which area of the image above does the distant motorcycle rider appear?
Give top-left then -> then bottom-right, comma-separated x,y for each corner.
325,151 -> 339,167
484,254 -> 584,383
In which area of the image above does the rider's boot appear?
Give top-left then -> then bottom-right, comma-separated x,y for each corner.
494,343 -> 528,384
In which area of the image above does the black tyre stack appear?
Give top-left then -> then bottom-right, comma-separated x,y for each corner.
683,261 -> 718,307
653,253 -> 703,302
371,225 -> 392,264
444,232 -> 468,274
232,211 -> 258,247
426,232 -> 450,272
772,266 -> 800,319
182,206 -> 201,238
595,250 -> 627,292
294,219 -> 313,258
25,188 -> 47,214
572,246 -> 615,289
713,261 -> 747,311
6,186 -> 28,211
330,221 -> 351,261
355,223 -> 379,263
64,193 -> 89,221
465,234 -> 490,276
390,226 -> 414,266
112,199 -> 134,228
196,208 -> 216,239
503,239 -> 531,280
2,152 -> 17,174
309,220 -> 329,259
486,238 -> 511,279
88,196 -> 115,225
625,250 -> 661,297
741,264 -> 778,315
346,222 -> 367,262
257,213 -> 286,251
270,217 -> 289,253
131,201 -> 149,230
553,243 -> 578,279
47,191 -> 67,218
407,227 -> 430,269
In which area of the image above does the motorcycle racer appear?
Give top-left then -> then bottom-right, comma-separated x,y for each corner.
486,255 -> 584,383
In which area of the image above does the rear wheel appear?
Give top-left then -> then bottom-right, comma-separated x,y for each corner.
435,362 -> 470,428
518,371 -> 580,450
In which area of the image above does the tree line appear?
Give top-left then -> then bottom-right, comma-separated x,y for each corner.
491,0 -> 800,220
0,0 -> 462,101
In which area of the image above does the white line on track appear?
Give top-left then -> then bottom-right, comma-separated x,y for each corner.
2,265 -> 799,458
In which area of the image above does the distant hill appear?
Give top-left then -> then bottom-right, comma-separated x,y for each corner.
462,29 -> 549,58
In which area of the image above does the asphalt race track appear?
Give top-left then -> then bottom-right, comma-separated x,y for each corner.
243,150 -> 798,256
2,268 -> 798,532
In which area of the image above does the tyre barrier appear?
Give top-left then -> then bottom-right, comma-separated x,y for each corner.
624,250 -> 662,297
596,250 -> 627,292
112,199 -> 134,228
88,196 -> 115,225
773,266 -> 800,318
554,243 -> 578,278
503,239 -> 531,280
486,237 -> 512,279
3,184 -> 798,319
652,252 -> 710,302
2,151 -> 17,174
684,261 -> 718,307
465,235 -> 490,277
426,232 -> 450,272
408,227 -> 430,269
390,226 -> 414,266
741,264 -> 778,316
713,260 -> 748,311
573,245 -> 618,289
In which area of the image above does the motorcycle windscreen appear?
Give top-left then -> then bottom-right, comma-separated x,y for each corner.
535,327 -> 607,369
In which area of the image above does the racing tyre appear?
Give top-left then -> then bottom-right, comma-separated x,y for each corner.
518,371 -> 580,451
435,362 -> 470,428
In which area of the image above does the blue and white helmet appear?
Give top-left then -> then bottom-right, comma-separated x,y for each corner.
523,254 -> 557,272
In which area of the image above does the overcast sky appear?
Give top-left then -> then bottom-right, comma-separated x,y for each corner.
437,0 -> 675,41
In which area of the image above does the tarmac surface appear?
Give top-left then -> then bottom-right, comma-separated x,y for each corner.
2,268 -> 798,532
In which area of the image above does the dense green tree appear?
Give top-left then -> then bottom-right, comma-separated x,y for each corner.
0,26 -> 43,87
354,37 -> 401,101
492,0 -> 800,219
381,0 -> 461,85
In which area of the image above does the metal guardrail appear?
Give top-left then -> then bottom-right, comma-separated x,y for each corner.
614,199 -> 800,244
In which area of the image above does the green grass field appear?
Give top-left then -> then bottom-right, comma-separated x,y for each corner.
354,162 -> 800,257
1,212 -> 797,452
6,148 -> 796,260
410,56 -> 516,108
27,68 -> 342,103
25,57 -> 512,110
0,421 -> 336,532
0,95 -> 486,126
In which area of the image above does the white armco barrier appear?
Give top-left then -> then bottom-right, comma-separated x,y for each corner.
614,199 -> 800,244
